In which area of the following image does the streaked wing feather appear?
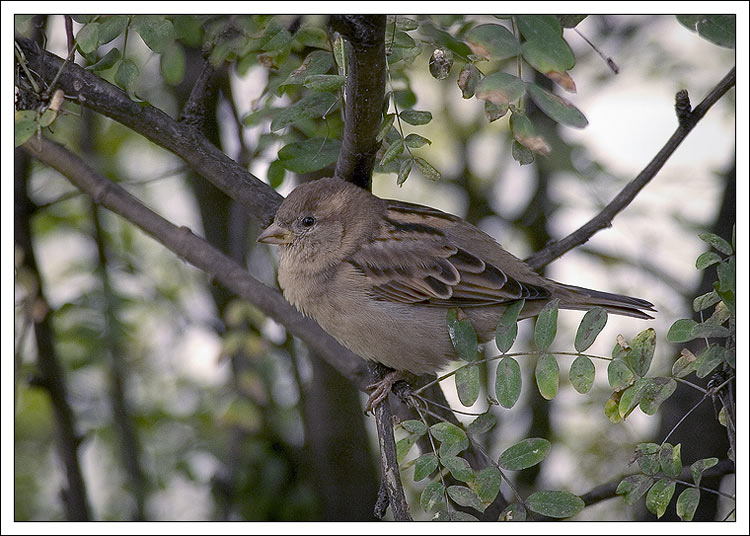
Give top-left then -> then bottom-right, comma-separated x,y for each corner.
348,207 -> 551,307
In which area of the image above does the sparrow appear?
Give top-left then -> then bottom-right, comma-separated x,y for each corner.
258,177 -> 655,409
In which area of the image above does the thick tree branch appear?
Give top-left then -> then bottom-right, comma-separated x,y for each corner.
22,136 -> 371,392
329,15 -> 387,189
15,36 -> 281,227
526,66 -> 736,270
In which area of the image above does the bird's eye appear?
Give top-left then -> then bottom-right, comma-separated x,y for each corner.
301,216 -> 316,228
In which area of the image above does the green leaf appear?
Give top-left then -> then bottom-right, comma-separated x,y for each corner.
525,490 -> 584,518
85,47 -> 121,71
380,139 -> 405,166
467,411 -> 496,435
645,478 -> 676,519
396,435 -> 419,463
495,356 -> 521,409
267,159 -> 286,189
397,158 -> 412,186
516,14 -> 565,43
698,232 -> 733,255
617,378 -> 648,418
456,364 -> 480,406
608,359 -> 636,390
270,92 -> 338,131
485,100 -> 509,122
693,290 -> 721,312
636,443 -> 662,476
569,355 -> 595,394
447,485 -> 484,512
604,392 -> 623,423
281,50 -> 333,87
557,15 -> 588,28
98,15 -> 129,45
659,443 -> 682,479
76,23 -> 100,54
690,457 -> 718,486
401,419 -> 427,435
277,138 -> 341,173
474,466 -> 502,504
465,23 -> 520,60
457,63 -> 481,99
294,26 -> 330,49
441,456 -> 474,483
535,353 -> 559,400
521,41 -> 576,91
417,22 -> 473,59
132,15 -> 174,53
677,15 -> 735,49
676,488 -> 700,521
476,72 -> 526,106
695,345 -> 729,378
161,41 -> 185,85
516,15 -> 575,80
446,309 -> 479,361
616,474 -> 654,505
695,251 -> 722,270
430,421 -> 469,458
404,133 -> 431,148
526,82 -> 588,128
666,318 -> 698,343
414,156 -> 441,181
260,18 -> 293,52
394,16 -> 419,31
510,111 -> 551,154
449,511 -> 478,521
376,113 -> 395,142
498,437 -> 551,470
303,74 -> 345,91
420,481 -> 445,512
511,140 -> 535,165
574,307 -> 607,352
672,349 -> 697,378
399,109 -> 432,125
14,110 -> 38,147
639,377 -> 677,415
716,256 -> 735,293
173,15 -> 203,47
114,58 -> 140,92
413,453 -> 438,481
534,298 -> 559,349
499,502 -> 527,521
625,328 -> 656,377
495,299 -> 525,353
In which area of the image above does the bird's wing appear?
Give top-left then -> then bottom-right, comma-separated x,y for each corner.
345,202 -> 550,307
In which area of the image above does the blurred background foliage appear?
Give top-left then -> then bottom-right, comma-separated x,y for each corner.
13,13 -> 735,521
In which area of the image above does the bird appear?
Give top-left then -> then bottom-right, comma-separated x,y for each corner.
258,177 -> 655,410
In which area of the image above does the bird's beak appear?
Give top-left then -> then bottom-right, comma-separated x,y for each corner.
257,222 -> 291,245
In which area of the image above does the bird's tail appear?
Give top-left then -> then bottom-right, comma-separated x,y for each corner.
558,284 -> 656,320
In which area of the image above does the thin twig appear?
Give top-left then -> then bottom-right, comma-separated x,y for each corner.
526,66 -> 736,270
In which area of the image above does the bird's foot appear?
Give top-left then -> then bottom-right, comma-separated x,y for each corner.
365,370 -> 406,414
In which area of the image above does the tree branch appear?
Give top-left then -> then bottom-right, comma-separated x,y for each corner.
525,66 -> 736,271
21,136 -> 371,392
579,458 -> 735,507
329,15 -> 387,189
15,36 -> 282,227
369,363 -> 413,521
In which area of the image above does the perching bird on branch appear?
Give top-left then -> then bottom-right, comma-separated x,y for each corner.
258,177 -> 654,409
